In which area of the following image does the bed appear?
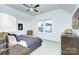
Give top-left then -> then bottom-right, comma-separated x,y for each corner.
8,34 -> 42,53
17,35 -> 42,53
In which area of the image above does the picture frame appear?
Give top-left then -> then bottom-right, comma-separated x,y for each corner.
72,8 -> 79,29
18,23 -> 23,30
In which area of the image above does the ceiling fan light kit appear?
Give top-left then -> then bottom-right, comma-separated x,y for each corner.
23,4 -> 39,12
30,8 -> 34,11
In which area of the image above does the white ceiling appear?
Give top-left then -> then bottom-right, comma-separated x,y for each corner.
5,4 -> 76,16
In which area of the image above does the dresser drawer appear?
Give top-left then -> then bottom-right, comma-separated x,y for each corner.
61,34 -> 79,55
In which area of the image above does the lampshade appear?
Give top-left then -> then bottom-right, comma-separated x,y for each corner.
0,13 -> 17,32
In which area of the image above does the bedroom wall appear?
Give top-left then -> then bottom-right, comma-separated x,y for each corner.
0,5 -> 32,35
30,9 -> 72,42
15,20 -> 32,35
0,5 -> 73,42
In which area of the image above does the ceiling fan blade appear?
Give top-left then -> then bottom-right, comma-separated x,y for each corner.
23,4 -> 31,8
31,4 -> 33,7
34,9 -> 38,12
26,9 -> 30,12
34,4 -> 39,8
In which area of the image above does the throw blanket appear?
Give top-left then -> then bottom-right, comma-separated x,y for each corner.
17,35 -> 42,47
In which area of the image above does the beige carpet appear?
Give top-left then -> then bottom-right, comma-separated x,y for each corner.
31,40 -> 61,55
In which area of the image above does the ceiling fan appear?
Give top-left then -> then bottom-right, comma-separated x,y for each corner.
23,4 -> 40,12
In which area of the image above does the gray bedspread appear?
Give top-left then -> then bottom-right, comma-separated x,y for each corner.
17,35 -> 42,48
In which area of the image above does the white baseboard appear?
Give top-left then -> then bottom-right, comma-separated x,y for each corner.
42,39 -> 61,43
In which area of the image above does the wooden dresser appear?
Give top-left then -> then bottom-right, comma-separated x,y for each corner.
61,33 -> 79,55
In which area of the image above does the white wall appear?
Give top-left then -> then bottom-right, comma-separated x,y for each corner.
9,19 -> 32,35
30,9 -> 72,42
0,13 -> 17,32
0,5 -> 32,35
15,20 -> 31,35
0,5 -> 72,42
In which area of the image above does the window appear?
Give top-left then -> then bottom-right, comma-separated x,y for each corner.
38,21 -> 43,32
38,20 -> 52,33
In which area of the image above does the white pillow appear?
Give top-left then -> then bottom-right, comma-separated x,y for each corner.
8,35 -> 17,47
17,40 -> 27,47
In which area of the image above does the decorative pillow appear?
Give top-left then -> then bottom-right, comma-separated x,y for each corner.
8,33 -> 20,42
8,35 -> 17,47
17,40 -> 27,47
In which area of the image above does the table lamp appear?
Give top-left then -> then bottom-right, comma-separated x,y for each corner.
0,13 -> 17,49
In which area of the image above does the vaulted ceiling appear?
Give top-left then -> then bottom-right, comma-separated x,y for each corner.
5,4 -> 76,16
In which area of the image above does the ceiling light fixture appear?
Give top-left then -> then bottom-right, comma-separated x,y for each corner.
23,4 -> 39,12
30,8 -> 34,11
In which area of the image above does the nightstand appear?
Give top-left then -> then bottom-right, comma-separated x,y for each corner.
26,30 -> 33,36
